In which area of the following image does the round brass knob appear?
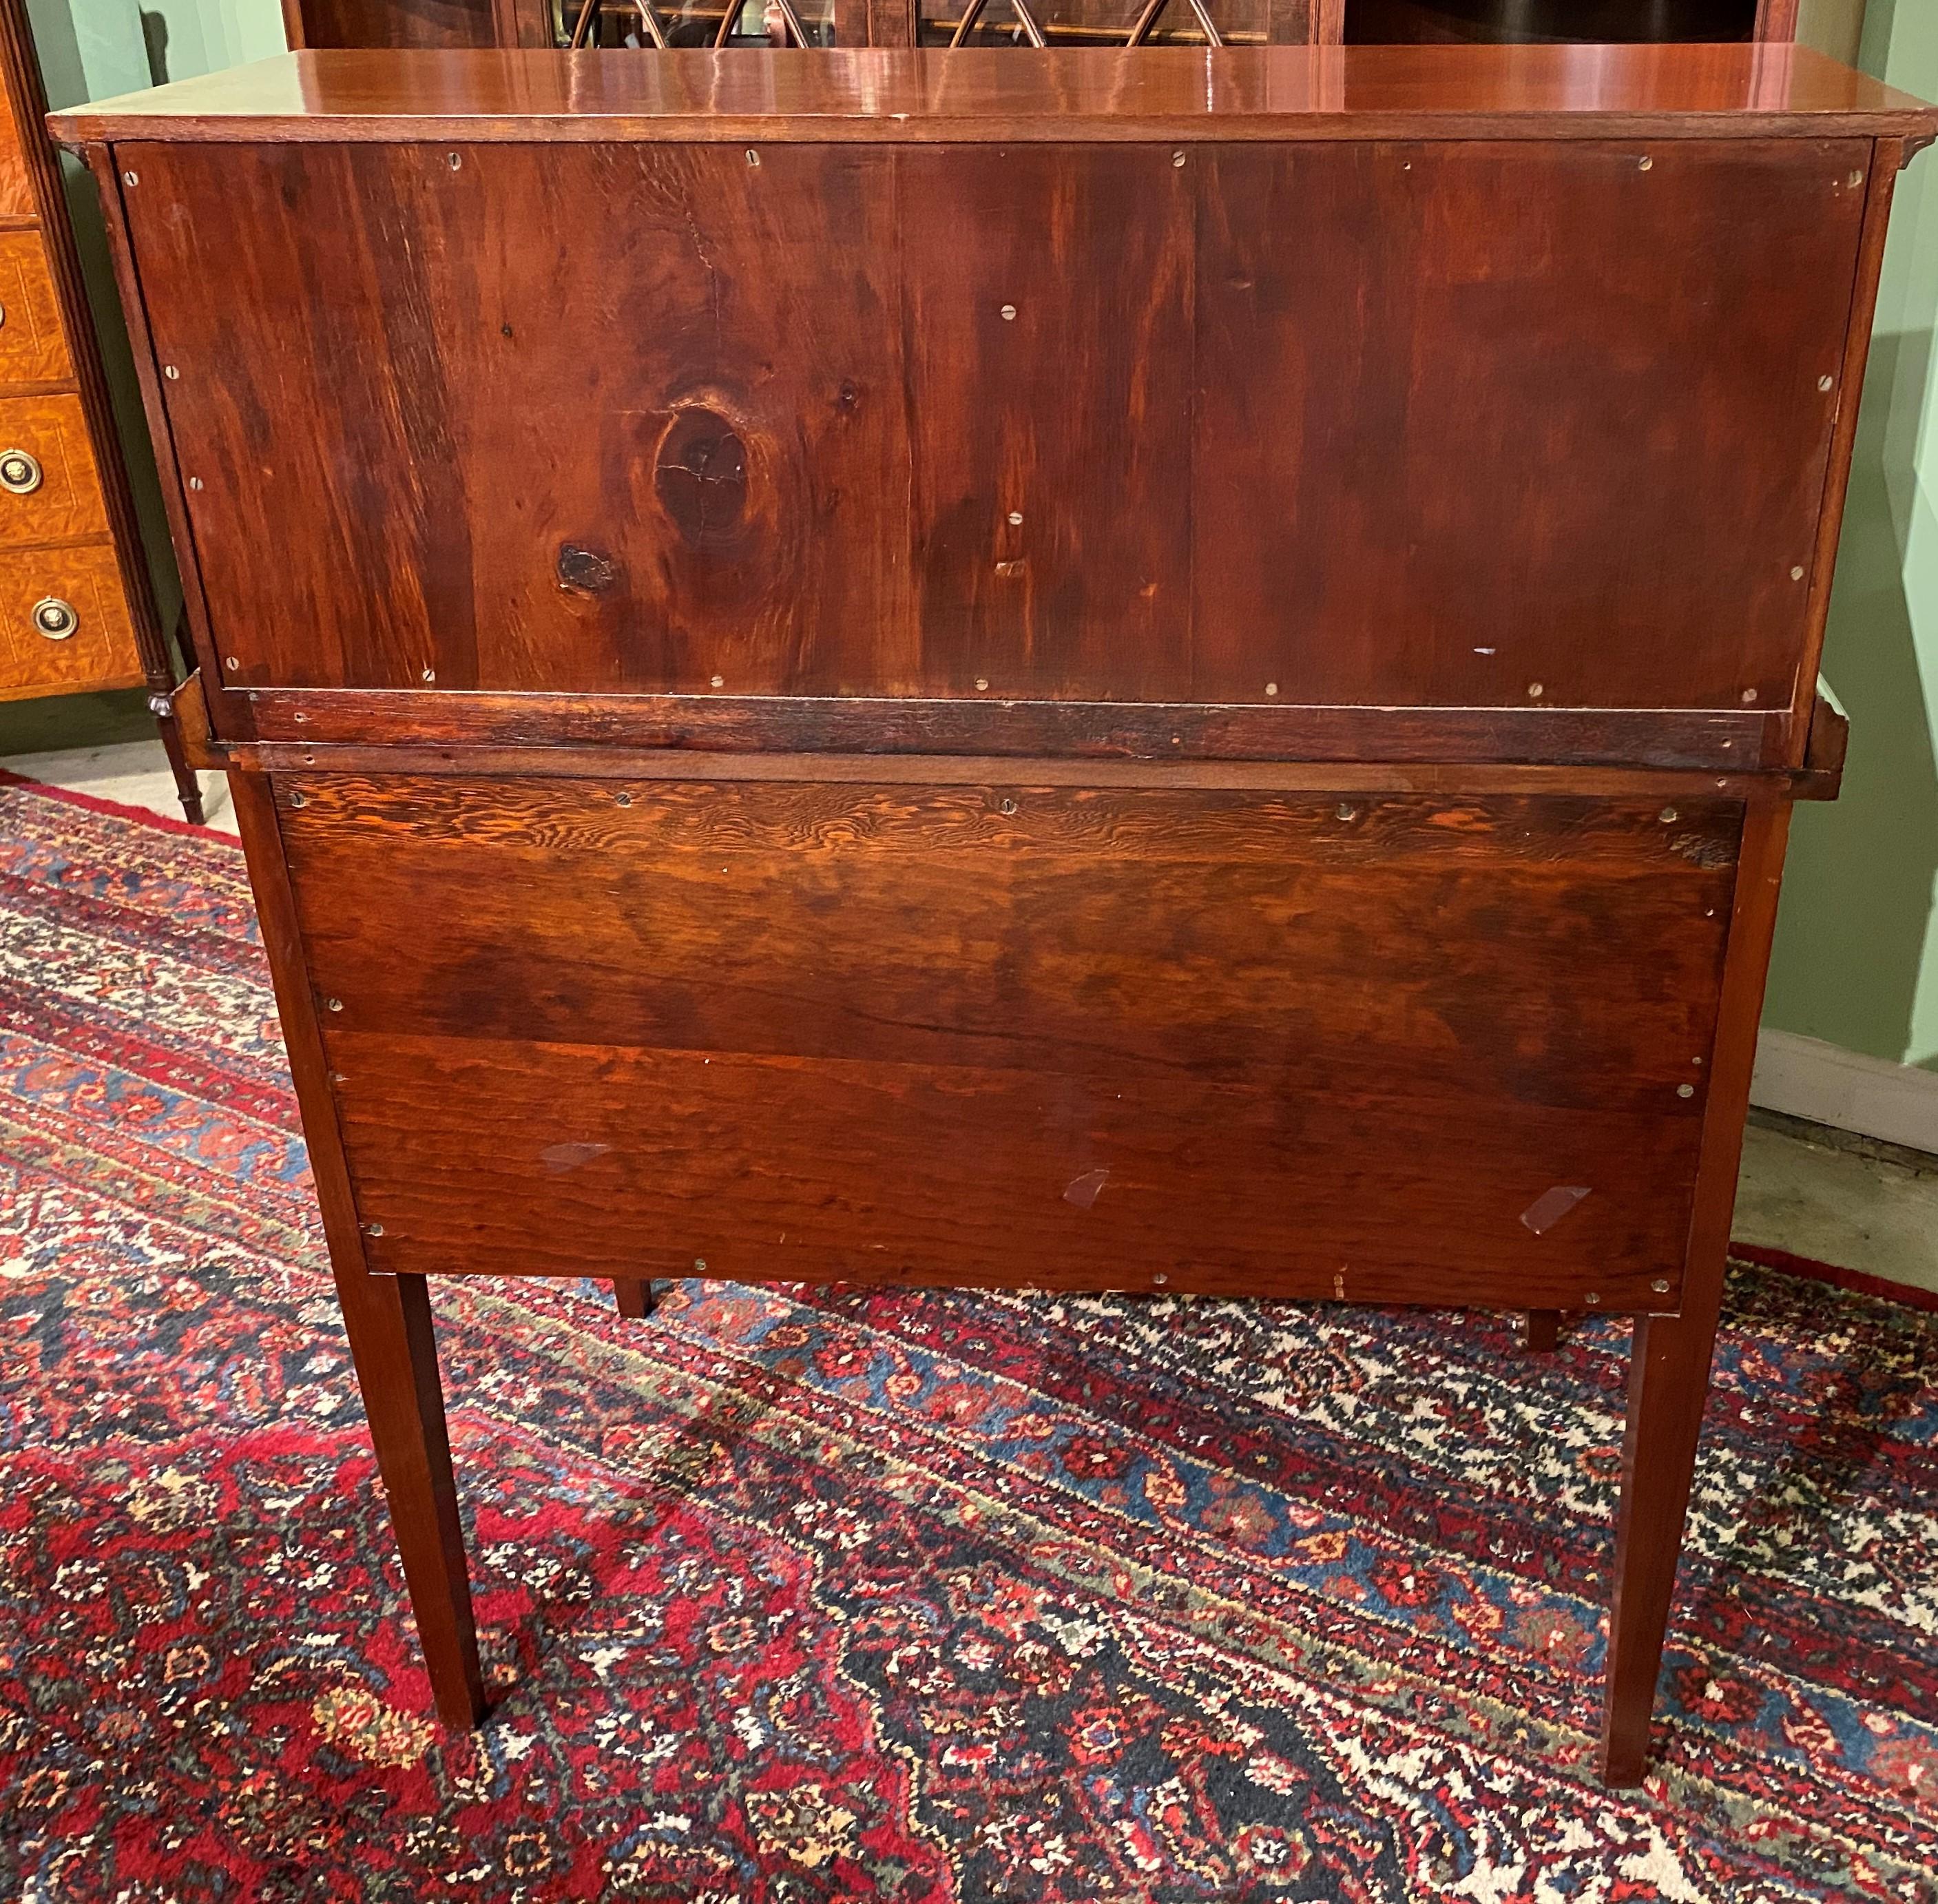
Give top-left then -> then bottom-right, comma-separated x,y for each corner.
0,449 -> 42,495
30,596 -> 77,640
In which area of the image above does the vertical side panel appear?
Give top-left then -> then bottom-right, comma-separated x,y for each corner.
900,143 -> 1195,702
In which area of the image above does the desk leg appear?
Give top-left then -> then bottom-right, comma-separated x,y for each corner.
1523,1309 -> 1561,1353
1598,798 -> 1791,1786
335,1268 -> 488,1731
1599,1308 -> 1719,1785
612,1278 -> 655,1319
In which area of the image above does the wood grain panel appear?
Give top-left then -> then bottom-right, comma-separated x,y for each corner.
1194,138 -> 1869,714
899,144 -> 1194,700
122,134 -> 1867,730
0,393 -> 108,544
0,542 -> 141,694
280,775 -> 1734,1309
0,233 -> 71,382
125,139 -> 915,696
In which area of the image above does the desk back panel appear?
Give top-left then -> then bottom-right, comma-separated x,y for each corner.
119,134 -> 1866,721
278,774 -> 1735,1307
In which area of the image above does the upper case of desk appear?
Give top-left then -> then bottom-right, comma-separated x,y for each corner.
56,45 -> 1938,765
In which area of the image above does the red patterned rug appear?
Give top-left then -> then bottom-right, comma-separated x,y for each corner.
3,769 -> 1936,1903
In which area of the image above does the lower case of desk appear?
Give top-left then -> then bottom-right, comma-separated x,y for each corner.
275,775 -> 1736,1313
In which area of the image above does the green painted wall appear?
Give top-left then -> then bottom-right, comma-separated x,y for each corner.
1764,0 -> 1938,1069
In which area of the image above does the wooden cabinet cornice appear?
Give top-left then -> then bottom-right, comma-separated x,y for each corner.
52,42 -> 1938,1788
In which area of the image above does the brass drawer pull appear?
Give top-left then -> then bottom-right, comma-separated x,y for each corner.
0,448 -> 42,495
30,595 -> 77,639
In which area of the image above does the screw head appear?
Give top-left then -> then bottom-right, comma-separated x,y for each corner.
364,1222 -> 384,1236
187,476 -> 204,491
1741,688 -> 1758,704
448,152 -> 461,171
1818,375 -> 1834,392
325,997 -> 343,1012
1677,1083 -> 1696,1098
1171,150 -> 1186,167
999,304 -> 1017,321
1791,566 -> 1806,581
975,676 -> 989,692
225,656 -> 239,671
1007,510 -> 1023,526
289,790 -> 306,808
746,149 -> 760,167
709,673 -> 725,688
123,170 -> 138,187
1585,1292 -> 1602,1305
1336,802 -> 1357,821
1152,1272 -> 1169,1285
1264,682 -> 1279,696
163,364 -> 180,380
999,797 -> 1017,816
615,790 -> 632,807
1652,1278 -> 1671,1294
1848,169 -> 1865,188
694,1257 -> 707,1272
1659,807 -> 1678,823
1527,682 -> 1545,699
1638,155 -> 1653,171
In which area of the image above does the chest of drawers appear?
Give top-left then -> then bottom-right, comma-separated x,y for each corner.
54,40 -> 1937,1786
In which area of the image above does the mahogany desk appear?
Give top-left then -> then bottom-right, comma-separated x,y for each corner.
54,42 -> 1937,1787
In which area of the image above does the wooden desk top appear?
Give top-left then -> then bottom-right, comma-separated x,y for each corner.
52,43 -> 1938,147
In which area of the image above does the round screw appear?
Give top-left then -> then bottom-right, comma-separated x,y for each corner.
289,790 -> 307,808
1336,803 -> 1357,821
1848,169 -> 1864,188
1677,1084 -> 1696,1099
999,304 -> 1017,322
187,476 -> 204,491
710,673 -> 725,688
1171,150 -> 1187,167
1791,566 -> 1806,581
448,152 -> 461,171
975,677 -> 989,692
1152,1272 -> 1169,1285
999,798 -> 1017,816
1651,1279 -> 1671,1294
694,1257 -> 707,1272
1527,682 -> 1545,699
163,365 -> 180,380
1638,156 -> 1653,171
225,656 -> 239,671
1585,1292 -> 1602,1305
421,667 -> 435,683
1742,688 -> 1758,704
746,149 -> 760,167
1264,682 -> 1279,697
1818,375 -> 1834,392
1659,807 -> 1678,823
616,791 -> 632,807
1007,510 -> 1023,526
123,170 -> 138,187
325,997 -> 343,1012
364,1222 -> 384,1236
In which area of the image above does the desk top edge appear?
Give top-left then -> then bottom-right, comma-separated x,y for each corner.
50,44 -> 1938,145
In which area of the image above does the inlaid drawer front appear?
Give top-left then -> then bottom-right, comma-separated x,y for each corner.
0,234 -> 72,385
0,542 -> 140,694
281,776 -> 1739,1313
0,394 -> 107,544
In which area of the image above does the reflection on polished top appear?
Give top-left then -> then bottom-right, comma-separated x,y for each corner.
49,43 -> 1938,143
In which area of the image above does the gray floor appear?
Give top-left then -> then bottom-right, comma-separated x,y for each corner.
6,737 -> 1932,1296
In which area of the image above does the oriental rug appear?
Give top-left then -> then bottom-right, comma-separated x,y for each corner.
1,770 -> 1935,1903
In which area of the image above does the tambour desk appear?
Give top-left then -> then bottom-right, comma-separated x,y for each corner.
53,42 -> 1937,1786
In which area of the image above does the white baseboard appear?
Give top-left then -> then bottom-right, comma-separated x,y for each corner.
1750,1031 -> 1938,1155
